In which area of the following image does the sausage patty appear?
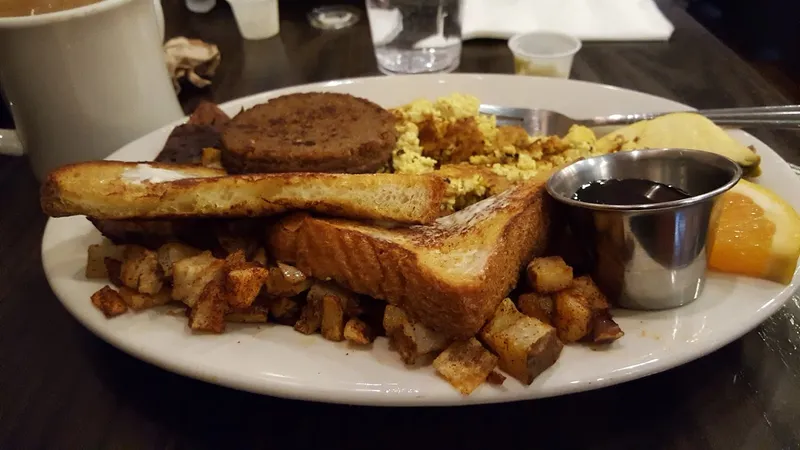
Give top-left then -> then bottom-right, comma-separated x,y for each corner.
220,92 -> 398,174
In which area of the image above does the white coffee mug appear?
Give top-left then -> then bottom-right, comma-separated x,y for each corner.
0,0 -> 181,181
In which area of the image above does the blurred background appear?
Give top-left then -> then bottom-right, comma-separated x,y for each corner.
686,0 -> 800,101
1,0 -> 798,130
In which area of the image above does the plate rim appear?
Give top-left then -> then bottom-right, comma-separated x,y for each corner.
41,73 -> 799,406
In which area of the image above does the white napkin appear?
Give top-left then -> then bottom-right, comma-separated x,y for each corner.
462,0 -> 674,41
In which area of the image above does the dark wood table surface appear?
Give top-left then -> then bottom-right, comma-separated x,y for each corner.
2,1 -> 800,449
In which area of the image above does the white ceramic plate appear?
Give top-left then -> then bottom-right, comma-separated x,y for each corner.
41,74 -> 800,406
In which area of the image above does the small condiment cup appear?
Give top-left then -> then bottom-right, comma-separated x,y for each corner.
508,31 -> 581,79
226,0 -> 280,40
546,149 -> 742,310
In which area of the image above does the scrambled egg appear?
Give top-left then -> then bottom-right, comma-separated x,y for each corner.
390,93 -> 613,210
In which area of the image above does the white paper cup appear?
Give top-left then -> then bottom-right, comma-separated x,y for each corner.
226,0 -> 280,40
508,31 -> 582,78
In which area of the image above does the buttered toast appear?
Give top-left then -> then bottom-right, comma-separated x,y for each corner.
41,161 -> 447,224
267,173 -> 553,339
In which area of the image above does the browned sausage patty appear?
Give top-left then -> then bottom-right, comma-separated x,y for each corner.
220,92 -> 398,174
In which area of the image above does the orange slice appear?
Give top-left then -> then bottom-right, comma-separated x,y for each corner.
707,179 -> 800,284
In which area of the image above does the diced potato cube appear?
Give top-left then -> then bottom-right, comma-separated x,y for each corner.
157,242 -> 202,278
172,252 -> 224,308
189,278 -> 228,333
86,251 -> 107,278
120,245 -> 164,295
481,298 -> 526,337
433,338 -> 498,395
383,305 -> 448,365
321,295 -> 345,342
486,371 -> 506,385
517,292 -> 554,324
225,263 -> 269,309
86,243 -> 125,279
480,299 -> 563,384
571,275 -> 611,310
344,318 -> 375,345
590,312 -> 624,344
294,292 -> 323,335
266,263 -> 312,296
307,282 -> 360,317
527,256 -> 573,293
90,285 -> 128,318
553,287 -> 593,343
118,286 -> 172,311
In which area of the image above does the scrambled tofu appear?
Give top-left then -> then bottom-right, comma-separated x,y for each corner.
390,93 -> 614,210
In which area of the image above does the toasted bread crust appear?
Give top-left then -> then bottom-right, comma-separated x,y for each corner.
268,180 -> 552,338
41,161 -> 446,224
221,93 -> 397,174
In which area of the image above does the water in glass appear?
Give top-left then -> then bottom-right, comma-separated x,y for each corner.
366,0 -> 462,74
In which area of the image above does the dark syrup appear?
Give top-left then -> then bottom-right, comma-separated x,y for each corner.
572,179 -> 690,206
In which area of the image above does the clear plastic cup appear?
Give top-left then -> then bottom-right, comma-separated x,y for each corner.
508,31 -> 582,79
226,0 -> 280,40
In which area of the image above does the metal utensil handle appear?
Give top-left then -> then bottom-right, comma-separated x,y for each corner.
585,107 -> 800,127
699,105 -> 800,115
705,119 -> 800,129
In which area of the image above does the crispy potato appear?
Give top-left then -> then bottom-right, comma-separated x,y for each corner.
165,305 -> 189,316
120,245 -> 164,294
527,256 -> 573,293
269,297 -> 301,325
383,305 -> 449,365
344,318 -> 375,345
201,147 -> 223,169
171,251 -> 225,308
225,263 -> 269,309
157,242 -> 202,278
252,247 -> 268,266
226,305 -> 269,323
480,298 -> 563,385
486,371 -> 506,385
294,291 -> 323,335
517,292 -> 554,324
91,285 -> 128,318
104,257 -> 123,287
553,287 -> 593,343
382,304 -> 409,333
118,286 -> 172,311
86,242 -> 125,278
571,275 -> 611,310
306,282 -> 360,317
189,278 -> 228,333
479,299 -> 520,337
433,338 -> 498,395
266,263 -> 312,296
321,294 -> 345,342
590,311 -> 624,344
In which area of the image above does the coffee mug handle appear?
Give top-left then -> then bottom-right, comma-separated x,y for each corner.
0,129 -> 23,156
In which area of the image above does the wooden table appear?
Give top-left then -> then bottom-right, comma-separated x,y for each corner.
2,1 -> 799,448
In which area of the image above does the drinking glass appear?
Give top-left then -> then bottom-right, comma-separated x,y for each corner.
366,0 -> 462,75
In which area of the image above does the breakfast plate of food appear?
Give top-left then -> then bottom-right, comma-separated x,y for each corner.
40,74 -> 800,406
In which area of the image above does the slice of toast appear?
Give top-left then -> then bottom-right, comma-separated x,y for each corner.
41,161 -> 446,224
267,172 -> 553,339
